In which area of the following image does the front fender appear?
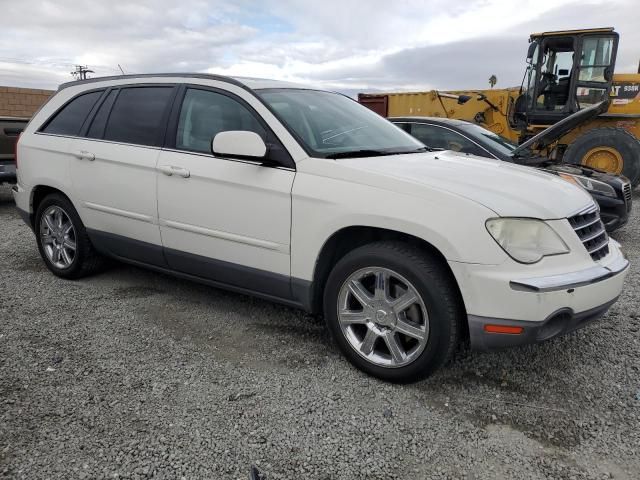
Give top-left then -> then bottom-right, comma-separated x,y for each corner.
290,171 -> 507,282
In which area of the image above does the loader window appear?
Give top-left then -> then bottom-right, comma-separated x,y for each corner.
536,37 -> 575,112
578,36 -> 614,83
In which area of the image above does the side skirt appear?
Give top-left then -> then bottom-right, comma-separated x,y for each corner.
87,228 -> 313,312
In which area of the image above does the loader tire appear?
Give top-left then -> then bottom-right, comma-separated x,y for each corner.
563,127 -> 640,187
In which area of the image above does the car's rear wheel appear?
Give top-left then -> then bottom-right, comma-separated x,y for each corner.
323,241 -> 463,383
35,193 -> 104,279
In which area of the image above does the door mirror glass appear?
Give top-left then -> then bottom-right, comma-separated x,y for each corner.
212,131 -> 267,159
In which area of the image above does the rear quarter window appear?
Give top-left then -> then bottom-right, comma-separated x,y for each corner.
41,91 -> 103,136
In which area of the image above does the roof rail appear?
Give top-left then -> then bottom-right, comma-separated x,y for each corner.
58,73 -> 247,91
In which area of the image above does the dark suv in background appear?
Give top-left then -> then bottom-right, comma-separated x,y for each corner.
392,117 -> 633,232
0,116 -> 28,184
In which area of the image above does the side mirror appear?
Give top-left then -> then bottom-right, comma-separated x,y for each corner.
526,42 -> 537,60
212,131 -> 267,160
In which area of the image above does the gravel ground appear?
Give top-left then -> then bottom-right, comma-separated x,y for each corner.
1,183 -> 639,480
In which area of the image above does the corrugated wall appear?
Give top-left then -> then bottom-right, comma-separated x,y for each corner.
0,86 -> 54,118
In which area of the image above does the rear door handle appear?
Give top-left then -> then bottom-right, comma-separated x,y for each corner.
74,150 -> 95,161
158,165 -> 190,178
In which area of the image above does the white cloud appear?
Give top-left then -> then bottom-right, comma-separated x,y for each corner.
0,0 -> 637,93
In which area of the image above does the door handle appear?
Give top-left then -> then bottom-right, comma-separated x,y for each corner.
158,165 -> 190,178
74,150 -> 95,161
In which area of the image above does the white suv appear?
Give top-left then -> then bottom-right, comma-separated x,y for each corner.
13,74 -> 629,382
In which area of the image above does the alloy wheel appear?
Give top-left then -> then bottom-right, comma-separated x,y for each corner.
40,205 -> 77,269
337,267 -> 429,368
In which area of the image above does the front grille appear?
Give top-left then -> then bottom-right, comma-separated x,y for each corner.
568,205 -> 609,261
623,182 -> 632,205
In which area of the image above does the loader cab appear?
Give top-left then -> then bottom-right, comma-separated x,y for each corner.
515,28 -> 618,129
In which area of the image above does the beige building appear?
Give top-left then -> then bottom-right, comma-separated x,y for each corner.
0,86 -> 54,118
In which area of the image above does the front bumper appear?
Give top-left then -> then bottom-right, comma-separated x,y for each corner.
468,297 -> 618,351
594,191 -> 630,232
449,241 -> 629,351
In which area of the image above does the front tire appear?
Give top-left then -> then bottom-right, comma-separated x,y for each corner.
35,193 -> 104,279
323,241 -> 464,383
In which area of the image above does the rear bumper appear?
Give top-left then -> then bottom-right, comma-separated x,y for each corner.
0,162 -> 16,183
12,183 -> 32,229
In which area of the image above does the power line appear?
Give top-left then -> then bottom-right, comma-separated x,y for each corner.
70,65 -> 94,80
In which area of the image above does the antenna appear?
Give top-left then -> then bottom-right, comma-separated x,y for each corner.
70,65 -> 94,80
118,64 -> 125,75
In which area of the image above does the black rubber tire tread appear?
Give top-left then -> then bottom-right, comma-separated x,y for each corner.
563,126 -> 640,187
35,193 -> 104,279
323,241 -> 464,383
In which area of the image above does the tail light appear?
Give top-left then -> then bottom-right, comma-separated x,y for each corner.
14,132 -> 21,169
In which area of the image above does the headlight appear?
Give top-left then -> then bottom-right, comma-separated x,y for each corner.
486,218 -> 570,264
558,173 -> 617,198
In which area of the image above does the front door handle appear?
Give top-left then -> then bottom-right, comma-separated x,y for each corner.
74,150 -> 95,161
158,165 -> 190,178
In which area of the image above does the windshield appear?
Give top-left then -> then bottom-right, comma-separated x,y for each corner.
258,89 -> 425,158
459,123 -> 518,156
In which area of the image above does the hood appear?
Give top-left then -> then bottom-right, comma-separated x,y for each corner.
337,150 -> 593,218
512,100 -> 608,155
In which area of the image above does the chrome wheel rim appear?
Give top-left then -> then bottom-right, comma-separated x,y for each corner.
39,206 -> 76,269
337,267 -> 429,368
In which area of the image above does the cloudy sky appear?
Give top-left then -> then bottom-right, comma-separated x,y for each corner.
1,0 -> 638,94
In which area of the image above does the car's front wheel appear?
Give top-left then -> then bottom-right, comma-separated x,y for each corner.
323,241 -> 464,383
35,193 -> 104,279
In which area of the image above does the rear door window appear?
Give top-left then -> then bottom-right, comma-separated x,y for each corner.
103,87 -> 174,147
41,91 -> 103,136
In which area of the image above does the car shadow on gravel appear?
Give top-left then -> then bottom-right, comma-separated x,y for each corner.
95,263 -> 337,371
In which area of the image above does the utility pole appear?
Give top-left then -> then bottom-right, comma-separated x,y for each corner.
70,65 -> 94,80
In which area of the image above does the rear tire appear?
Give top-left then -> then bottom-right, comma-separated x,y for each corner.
563,127 -> 640,187
35,193 -> 104,279
323,241 -> 464,383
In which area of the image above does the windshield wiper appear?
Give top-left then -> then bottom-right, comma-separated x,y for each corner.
325,146 -> 430,159
325,149 -> 394,159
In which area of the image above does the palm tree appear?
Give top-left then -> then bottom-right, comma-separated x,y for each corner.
489,75 -> 497,88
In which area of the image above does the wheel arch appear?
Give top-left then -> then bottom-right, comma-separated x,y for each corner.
306,225 -> 467,322
29,185 -> 74,229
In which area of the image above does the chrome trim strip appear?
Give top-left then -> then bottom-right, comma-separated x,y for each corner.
567,202 -> 598,218
161,219 -> 287,252
84,202 -> 153,223
510,257 -> 629,293
34,132 -> 163,151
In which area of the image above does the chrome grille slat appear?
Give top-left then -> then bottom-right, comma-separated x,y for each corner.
581,225 -> 606,243
623,183 -> 632,203
587,236 -> 609,254
568,205 -> 609,261
572,216 -> 601,230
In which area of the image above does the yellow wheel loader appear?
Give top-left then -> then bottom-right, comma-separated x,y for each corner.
358,28 -> 640,186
